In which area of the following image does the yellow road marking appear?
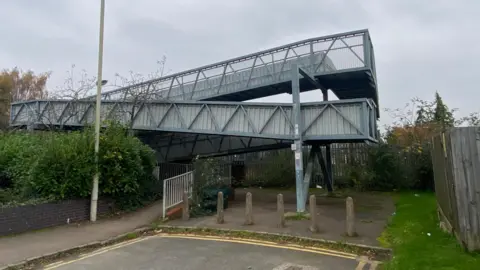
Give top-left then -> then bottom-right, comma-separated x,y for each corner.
43,233 -> 365,269
356,260 -> 366,270
44,236 -> 154,270
157,233 -> 356,257
76,238 -> 145,258
44,261 -> 64,268
159,234 -> 357,260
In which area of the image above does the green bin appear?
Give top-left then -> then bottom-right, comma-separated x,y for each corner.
202,187 -> 230,211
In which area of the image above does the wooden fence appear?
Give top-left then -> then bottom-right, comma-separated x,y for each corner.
432,127 -> 480,252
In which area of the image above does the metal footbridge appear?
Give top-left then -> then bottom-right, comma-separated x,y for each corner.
10,29 -> 379,211
11,29 -> 379,159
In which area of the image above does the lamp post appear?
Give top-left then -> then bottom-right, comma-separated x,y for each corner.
90,0 -> 106,222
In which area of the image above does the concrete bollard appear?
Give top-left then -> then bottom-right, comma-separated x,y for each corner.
309,195 -> 319,233
346,196 -> 356,236
245,192 -> 253,225
217,191 -> 224,224
182,191 -> 189,221
277,194 -> 285,228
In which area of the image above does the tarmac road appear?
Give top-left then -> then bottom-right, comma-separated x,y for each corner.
42,234 -> 379,270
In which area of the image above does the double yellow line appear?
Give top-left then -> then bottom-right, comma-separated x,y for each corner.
44,233 -> 379,269
159,234 -> 380,269
44,236 -> 155,269
159,233 -> 357,259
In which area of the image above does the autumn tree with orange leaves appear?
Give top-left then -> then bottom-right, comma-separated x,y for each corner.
374,92 -> 479,191
0,68 -> 50,129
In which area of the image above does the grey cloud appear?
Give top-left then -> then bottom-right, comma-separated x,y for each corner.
1,0 -> 479,128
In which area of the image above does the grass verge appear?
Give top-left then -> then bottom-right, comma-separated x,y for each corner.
380,192 -> 480,270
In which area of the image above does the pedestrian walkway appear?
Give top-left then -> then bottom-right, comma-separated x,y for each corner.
0,200 -> 163,268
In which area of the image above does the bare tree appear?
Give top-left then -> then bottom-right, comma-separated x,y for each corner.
456,112 -> 480,127
23,58 -> 170,131
111,56 -> 170,131
37,64 -> 99,129
51,64 -> 97,100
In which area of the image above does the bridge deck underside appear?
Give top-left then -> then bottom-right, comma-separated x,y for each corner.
138,130 -> 375,163
204,69 -> 376,110
138,132 -> 292,162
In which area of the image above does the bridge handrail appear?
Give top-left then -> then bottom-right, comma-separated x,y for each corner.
84,29 -> 373,101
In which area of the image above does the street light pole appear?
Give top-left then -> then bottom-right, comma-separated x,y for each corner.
91,0 -> 106,222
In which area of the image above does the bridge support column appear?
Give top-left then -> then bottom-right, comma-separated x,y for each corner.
302,145 -> 318,206
296,67 -> 334,194
322,89 -> 334,193
316,146 -> 333,193
291,63 -> 305,213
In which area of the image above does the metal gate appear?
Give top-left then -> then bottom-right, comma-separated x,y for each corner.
162,171 -> 194,219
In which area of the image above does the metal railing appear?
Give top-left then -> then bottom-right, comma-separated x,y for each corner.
162,171 -> 194,219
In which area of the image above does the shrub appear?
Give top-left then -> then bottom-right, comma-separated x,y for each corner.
345,143 -> 434,192
0,122 -> 158,209
190,157 -> 231,217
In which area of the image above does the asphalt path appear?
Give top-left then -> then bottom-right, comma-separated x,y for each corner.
42,234 -> 379,270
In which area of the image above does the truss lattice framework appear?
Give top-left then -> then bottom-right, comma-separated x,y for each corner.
10,99 -> 377,141
88,29 -> 374,102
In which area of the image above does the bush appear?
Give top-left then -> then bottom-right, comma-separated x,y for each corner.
190,158 -> 231,217
346,143 -> 434,192
0,122 -> 158,209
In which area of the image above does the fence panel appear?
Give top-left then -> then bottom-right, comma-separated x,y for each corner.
162,171 -> 194,219
433,127 -> 480,252
432,134 -> 459,234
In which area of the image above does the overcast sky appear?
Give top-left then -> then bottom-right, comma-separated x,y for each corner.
1,0 -> 478,127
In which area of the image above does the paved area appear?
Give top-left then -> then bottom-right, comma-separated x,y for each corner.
41,235 -> 378,270
0,200 -> 163,268
170,188 -> 395,246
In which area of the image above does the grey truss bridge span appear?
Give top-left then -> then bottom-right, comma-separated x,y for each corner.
10,98 -> 376,149
90,29 -> 378,114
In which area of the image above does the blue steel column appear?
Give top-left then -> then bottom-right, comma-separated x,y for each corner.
291,63 -> 305,212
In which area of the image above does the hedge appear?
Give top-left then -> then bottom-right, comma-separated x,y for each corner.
0,123 -> 158,209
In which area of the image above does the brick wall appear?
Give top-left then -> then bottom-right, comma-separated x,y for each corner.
0,199 -> 115,236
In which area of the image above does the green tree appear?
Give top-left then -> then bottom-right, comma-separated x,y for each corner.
433,92 -> 454,131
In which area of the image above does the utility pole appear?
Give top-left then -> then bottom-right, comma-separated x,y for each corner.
91,0 -> 106,222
